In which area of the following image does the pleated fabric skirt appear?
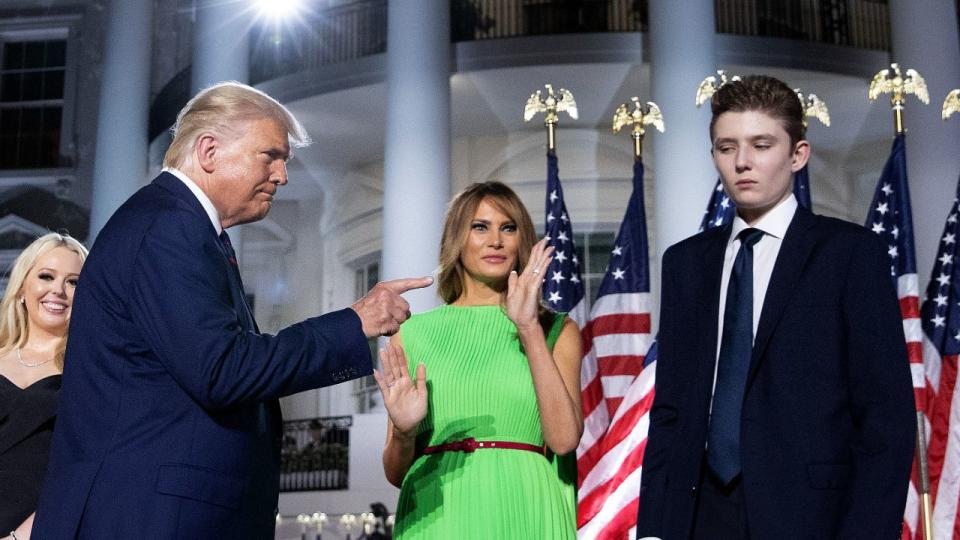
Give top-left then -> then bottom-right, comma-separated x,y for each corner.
395,448 -> 575,539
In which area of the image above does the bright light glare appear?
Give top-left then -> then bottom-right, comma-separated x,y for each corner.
253,0 -> 303,21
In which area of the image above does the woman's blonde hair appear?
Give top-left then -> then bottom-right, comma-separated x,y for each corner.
437,182 -> 555,329
438,182 -> 537,303
163,81 -> 311,169
0,232 -> 88,370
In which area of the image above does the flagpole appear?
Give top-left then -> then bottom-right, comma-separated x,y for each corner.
869,62 -> 932,540
612,97 -> 665,161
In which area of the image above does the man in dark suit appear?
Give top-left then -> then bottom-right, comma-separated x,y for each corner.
637,76 -> 915,539
32,82 -> 431,539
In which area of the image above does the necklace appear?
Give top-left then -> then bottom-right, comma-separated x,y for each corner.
16,347 -> 52,368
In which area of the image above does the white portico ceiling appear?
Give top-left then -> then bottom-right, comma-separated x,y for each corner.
281,58 -> 891,206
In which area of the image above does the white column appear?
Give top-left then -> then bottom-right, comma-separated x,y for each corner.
648,0 -> 717,324
192,0 -> 252,260
381,0 -> 450,313
889,0 -> 960,284
88,0 -> 153,240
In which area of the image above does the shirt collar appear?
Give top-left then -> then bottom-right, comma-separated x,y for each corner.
728,194 -> 798,244
163,167 -> 223,235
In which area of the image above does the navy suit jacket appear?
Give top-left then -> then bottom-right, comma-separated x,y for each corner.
33,173 -> 372,539
637,206 -> 915,539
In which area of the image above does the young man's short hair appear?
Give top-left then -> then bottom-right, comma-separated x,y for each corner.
709,75 -> 805,146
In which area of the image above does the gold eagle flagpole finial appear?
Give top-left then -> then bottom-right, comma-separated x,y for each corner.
868,63 -> 929,135
695,69 -> 741,108
794,89 -> 831,130
943,89 -> 960,121
524,83 -> 578,151
612,97 -> 665,159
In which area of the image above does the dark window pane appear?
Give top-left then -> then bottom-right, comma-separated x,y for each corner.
21,72 -> 44,101
0,133 -> 17,168
20,107 -> 42,132
588,234 -> 615,274
18,131 -> 40,167
0,73 -> 22,102
3,42 -> 23,70
367,262 -> 379,291
588,276 -> 604,304
46,40 -> 66,67
23,42 -> 45,69
43,69 -> 64,100
0,108 -> 19,132
43,105 -> 61,129
41,106 -> 61,166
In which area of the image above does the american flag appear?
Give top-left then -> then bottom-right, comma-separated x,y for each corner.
920,173 -> 960,540
543,149 -> 586,325
793,164 -> 813,209
700,178 -> 735,231
576,159 -> 655,539
863,134 -> 925,540
701,167 -> 812,231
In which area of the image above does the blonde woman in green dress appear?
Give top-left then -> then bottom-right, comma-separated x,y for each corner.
374,181 -> 583,539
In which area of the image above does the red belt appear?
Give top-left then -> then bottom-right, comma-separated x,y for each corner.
422,437 -> 545,456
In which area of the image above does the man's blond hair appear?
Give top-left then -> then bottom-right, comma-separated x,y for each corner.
163,81 -> 311,169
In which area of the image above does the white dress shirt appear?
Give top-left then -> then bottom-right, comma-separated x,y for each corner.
711,194 -> 798,395
163,167 -> 222,235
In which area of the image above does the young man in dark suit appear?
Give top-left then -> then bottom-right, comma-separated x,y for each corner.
637,75 -> 915,539
32,82 -> 431,539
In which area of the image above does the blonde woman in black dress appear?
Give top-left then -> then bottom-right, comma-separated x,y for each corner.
0,233 -> 86,540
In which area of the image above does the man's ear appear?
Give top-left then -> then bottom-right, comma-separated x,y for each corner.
194,132 -> 219,174
791,140 -> 811,172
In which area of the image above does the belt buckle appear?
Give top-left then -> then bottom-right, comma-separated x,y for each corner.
460,437 -> 479,453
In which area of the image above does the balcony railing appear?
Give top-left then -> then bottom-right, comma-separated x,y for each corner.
250,0 -> 387,84
715,0 -> 890,50
246,0 -> 891,84
152,0 -> 898,135
280,415 -> 352,492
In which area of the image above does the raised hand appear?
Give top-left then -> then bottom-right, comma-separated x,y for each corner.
373,343 -> 428,436
352,276 -> 433,337
505,238 -> 554,332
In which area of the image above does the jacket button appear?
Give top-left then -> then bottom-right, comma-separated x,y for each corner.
691,485 -> 697,495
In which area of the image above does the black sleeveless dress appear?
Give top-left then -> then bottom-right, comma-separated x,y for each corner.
0,374 -> 61,531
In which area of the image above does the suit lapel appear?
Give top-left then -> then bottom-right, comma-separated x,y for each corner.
154,173 -> 258,333
748,207 -> 818,386
695,226 -> 732,408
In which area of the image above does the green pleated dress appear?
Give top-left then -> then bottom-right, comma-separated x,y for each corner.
394,304 -> 576,539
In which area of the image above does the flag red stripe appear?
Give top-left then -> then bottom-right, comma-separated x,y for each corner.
598,354 -> 646,376
581,374 -> 605,419
928,354 -> 958,503
582,313 -> 651,352
594,496 -> 641,540
605,398 -> 624,416
578,437 -> 647,526
906,341 -> 923,365
578,386 -> 655,488
900,296 -> 920,319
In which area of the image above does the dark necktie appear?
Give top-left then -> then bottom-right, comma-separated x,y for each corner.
219,230 -> 255,328
219,230 -> 238,267
707,227 -> 765,485
219,230 -> 271,435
